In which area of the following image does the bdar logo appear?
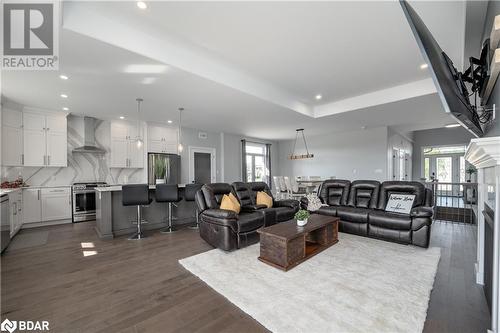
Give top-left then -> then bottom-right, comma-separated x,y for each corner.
0,319 -> 17,333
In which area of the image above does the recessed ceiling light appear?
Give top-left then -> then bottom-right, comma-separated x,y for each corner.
420,63 -> 428,69
167,120 -> 173,124
119,116 -> 125,120
445,123 -> 461,128
62,107 -> 69,111
59,74 -> 69,80
60,94 -> 68,98
315,94 -> 322,100
137,1 -> 147,10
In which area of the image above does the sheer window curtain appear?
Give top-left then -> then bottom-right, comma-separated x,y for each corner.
265,143 -> 272,188
241,139 -> 247,182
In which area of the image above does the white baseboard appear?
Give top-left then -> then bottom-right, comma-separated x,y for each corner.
21,219 -> 72,229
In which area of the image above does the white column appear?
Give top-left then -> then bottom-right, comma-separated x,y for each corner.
476,167 -> 485,285
493,165 -> 500,333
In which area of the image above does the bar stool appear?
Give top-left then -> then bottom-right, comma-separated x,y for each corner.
122,184 -> 152,240
156,184 -> 182,233
185,184 -> 203,230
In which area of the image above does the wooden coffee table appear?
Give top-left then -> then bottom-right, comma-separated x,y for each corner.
257,214 -> 339,271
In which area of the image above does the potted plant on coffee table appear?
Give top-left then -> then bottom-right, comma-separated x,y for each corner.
295,209 -> 310,227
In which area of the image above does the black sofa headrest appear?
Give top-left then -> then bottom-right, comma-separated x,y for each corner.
347,180 -> 380,209
377,181 -> 426,210
318,179 -> 351,206
201,183 -> 233,209
231,182 -> 253,206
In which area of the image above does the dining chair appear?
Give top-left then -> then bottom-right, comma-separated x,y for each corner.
284,176 -> 306,199
278,176 -> 289,199
272,176 -> 283,199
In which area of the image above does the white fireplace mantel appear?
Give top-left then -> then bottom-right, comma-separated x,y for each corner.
465,136 -> 500,169
465,136 -> 500,333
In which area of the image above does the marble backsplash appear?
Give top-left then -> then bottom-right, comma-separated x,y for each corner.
1,115 -> 144,186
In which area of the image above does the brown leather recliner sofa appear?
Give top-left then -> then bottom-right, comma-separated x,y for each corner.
301,179 -> 434,247
195,182 -> 299,251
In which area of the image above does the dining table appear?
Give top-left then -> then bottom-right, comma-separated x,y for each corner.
296,179 -> 325,193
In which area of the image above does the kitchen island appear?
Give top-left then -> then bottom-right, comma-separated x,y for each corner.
95,184 -> 197,239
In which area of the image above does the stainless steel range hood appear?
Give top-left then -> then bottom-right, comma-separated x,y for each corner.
72,116 -> 106,154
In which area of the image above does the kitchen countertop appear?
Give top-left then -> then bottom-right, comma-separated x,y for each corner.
0,188 -> 22,196
96,184 -> 187,192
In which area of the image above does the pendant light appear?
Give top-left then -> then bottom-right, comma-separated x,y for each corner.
135,98 -> 144,148
178,107 -> 184,153
289,128 -> 314,160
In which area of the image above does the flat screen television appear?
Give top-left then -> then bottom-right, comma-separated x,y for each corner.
400,0 -> 483,137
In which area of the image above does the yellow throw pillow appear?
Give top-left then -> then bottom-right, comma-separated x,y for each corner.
220,194 -> 241,214
257,191 -> 273,208
228,192 -> 240,211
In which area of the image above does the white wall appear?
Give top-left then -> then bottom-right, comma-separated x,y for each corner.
276,127 -> 389,181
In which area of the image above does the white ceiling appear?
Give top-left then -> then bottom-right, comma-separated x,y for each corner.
2,1 -> 465,140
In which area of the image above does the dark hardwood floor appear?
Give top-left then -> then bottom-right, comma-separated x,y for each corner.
1,221 -> 490,333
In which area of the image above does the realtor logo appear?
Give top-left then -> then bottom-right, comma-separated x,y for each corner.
1,1 -> 59,70
0,319 -> 17,333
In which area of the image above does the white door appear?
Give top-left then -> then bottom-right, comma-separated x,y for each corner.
110,139 -> 128,168
23,189 -> 42,224
128,141 -> 144,168
24,129 -> 46,166
46,131 -> 67,167
41,188 -> 72,221
2,126 -> 23,166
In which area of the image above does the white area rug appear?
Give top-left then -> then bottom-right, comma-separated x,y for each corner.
179,233 -> 441,333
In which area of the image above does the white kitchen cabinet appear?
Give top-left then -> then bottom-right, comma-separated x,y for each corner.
2,126 -> 23,166
9,190 -> 23,236
23,110 -> 67,167
41,188 -> 72,221
46,130 -> 67,167
23,187 -> 71,225
1,109 -> 23,166
110,121 -> 144,168
147,124 -> 178,154
23,129 -> 46,166
23,188 -> 42,224
110,138 -> 128,168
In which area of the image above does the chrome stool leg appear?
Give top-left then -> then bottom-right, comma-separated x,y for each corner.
188,208 -> 199,230
161,203 -> 177,233
129,205 -> 147,240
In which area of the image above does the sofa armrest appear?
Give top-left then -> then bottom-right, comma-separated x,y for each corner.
200,209 -> 238,232
241,204 -> 267,212
410,206 -> 434,218
202,208 -> 238,220
275,199 -> 299,210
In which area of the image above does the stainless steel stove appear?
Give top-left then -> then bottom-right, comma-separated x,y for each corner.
72,182 -> 108,222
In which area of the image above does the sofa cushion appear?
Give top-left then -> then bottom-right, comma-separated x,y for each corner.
369,210 -> 411,230
232,182 -> 254,206
347,180 -> 380,209
237,212 -> 264,233
273,207 -> 296,222
318,180 -> 350,206
201,183 -> 234,209
377,181 -> 426,210
316,206 -> 337,216
336,206 -> 370,223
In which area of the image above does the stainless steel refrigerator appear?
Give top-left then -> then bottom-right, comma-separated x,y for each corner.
147,153 -> 181,185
